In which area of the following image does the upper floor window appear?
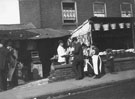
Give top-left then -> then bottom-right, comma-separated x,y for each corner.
93,2 -> 106,17
61,1 -> 77,25
120,3 -> 132,17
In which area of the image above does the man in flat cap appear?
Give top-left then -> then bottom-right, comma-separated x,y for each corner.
72,38 -> 84,80
57,40 -> 66,64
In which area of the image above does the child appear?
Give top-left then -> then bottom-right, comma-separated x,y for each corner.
106,49 -> 114,73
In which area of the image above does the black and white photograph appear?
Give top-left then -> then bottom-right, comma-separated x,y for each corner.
0,0 -> 135,99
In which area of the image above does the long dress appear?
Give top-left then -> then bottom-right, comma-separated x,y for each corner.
7,49 -> 18,82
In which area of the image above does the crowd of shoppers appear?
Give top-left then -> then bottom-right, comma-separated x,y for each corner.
0,40 -> 19,91
0,37 -> 115,91
57,37 -> 114,80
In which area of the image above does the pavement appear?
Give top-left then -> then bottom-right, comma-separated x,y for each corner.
0,70 -> 135,99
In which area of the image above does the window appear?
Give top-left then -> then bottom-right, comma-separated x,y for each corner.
120,3 -> 132,17
93,2 -> 106,17
0,0 -> 20,24
61,1 -> 77,24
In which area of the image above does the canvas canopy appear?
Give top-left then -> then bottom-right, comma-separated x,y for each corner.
71,17 -> 132,38
71,20 -> 91,38
89,17 -> 132,31
70,20 -> 92,46
27,28 -> 70,39
0,23 -> 38,40
70,17 -> 133,48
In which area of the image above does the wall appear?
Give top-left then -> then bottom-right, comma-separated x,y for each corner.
19,0 -> 41,28
40,0 -> 73,29
40,0 -> 134,30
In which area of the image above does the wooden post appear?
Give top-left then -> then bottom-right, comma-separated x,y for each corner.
131,17 -> 135,51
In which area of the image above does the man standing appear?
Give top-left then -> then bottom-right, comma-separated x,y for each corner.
72,38 -> 84,80
0,41 -> 9,91
57,40 -> 66,64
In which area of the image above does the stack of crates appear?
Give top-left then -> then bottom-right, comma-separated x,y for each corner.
31,51 -> 43,80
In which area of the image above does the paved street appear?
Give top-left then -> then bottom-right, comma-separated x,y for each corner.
1,70 -> 135,99
48,79 -> 135,99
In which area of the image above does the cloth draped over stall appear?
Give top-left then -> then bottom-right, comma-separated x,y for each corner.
70,20 -> 92,46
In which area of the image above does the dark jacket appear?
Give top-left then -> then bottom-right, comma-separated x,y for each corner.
72,42 -> 83,61
106,54 -> 114,67
0,46 -> 9,70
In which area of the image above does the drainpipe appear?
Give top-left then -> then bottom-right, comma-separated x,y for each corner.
132,0 -> 135,51
39,0 -> 42,28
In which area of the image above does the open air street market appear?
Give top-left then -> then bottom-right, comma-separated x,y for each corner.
0,0 -> 135,99
0,17 -> 134,91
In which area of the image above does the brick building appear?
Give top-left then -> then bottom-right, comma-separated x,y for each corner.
19,0 -> 135,30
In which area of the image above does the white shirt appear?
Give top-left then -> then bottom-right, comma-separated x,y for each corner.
57,45 -> 66,63
66,47 -> 74,55
0,43 -> 3,48
83,48 -> 89,56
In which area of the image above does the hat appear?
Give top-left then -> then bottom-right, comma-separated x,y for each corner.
106,49 -> 112,53
7,41 -> 12,46
92,46 -> 99,55
72,37 -> 77,42
58,40 -> 64,44
82,43 -> 87,47
0,40 -> 6,45
0,43 -> 3,48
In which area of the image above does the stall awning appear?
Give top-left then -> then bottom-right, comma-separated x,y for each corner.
89,17 -> 132,31
27,28 -> 71,39
71,20 -> 91,38
0,23 -> 36,30
89,17 -> 131,23
0,23 -> 38,40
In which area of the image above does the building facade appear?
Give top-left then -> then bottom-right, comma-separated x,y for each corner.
18,0 -> 135,78
19,0 -> 135,30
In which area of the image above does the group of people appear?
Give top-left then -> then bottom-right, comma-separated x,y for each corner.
57,38 -> 106,80
0,40 -> 18,91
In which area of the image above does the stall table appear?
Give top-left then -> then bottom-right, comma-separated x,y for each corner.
49,56 -> 135,83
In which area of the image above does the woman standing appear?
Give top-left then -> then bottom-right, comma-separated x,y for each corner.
91,46 -> 104,79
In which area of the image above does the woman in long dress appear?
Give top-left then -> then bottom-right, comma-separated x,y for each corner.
90,46 -> 104,78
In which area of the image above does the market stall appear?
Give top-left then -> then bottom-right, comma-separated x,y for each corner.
89,17 -> 135,73
49,17 -> 135,82
26,28 -> 71,79
49,20 -> 92,82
